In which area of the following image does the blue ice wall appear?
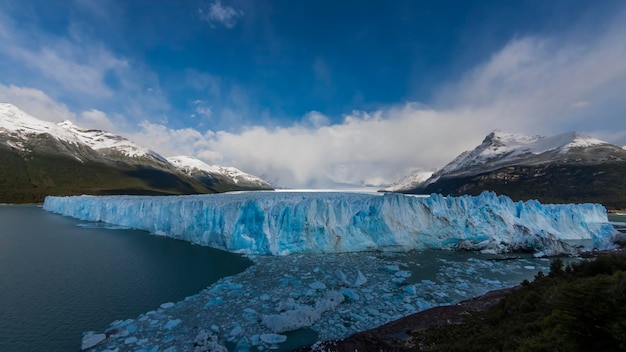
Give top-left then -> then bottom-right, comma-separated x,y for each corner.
43,192 -> 617,256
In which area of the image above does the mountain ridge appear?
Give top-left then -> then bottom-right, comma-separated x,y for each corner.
0,103 -> 272,203
390,130 -> 626,210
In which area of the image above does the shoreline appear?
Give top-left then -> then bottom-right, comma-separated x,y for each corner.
301,248 -> 626,352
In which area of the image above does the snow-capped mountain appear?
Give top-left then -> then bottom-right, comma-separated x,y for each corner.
167,156 -> 273,191
423,130 -> 614,185
383,170 -> 434,192
57,120 -> 167,162
0,103 -> 164,162
0,103 -> 271,203
393,130 -> 626,210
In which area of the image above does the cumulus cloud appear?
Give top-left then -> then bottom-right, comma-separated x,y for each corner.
199,0 -> 244,28
0,84 -> 76,122
80,109 -> 117,132
0,84 -> 119,131
439,20 -> 626,134
128,105 -> 491,187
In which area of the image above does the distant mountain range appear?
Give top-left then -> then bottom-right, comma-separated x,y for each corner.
388,130 -> 626,210
0,103 -> 272,203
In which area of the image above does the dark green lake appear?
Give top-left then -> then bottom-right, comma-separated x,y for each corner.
0,205 -> 252,352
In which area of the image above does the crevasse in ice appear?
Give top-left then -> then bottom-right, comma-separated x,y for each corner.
43,191 -> 617,256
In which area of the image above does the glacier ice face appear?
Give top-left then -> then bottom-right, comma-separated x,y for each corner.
43,191 -> 617,256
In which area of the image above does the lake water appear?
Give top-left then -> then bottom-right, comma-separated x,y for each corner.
0,205 -> 252,352
2,206 -> 622,351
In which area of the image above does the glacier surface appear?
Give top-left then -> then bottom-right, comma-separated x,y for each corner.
43,191 -> 617,256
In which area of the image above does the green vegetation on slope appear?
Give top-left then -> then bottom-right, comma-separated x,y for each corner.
413,253 -> 626,351
0,143 -> 212,203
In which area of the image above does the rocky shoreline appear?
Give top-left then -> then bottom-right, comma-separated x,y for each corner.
299,287 -> 515,352
301,248 -> 626,352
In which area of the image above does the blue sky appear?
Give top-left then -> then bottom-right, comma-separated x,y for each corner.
1,0 -> 626,187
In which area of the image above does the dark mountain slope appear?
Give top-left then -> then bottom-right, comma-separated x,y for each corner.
397,131 -> 626,210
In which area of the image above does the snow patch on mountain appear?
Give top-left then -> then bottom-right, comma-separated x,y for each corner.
383,170 -> 434,192
1,103 -> 163,160
167,155 -> 272,188
57,120 -> 165,160
0,103 -> 80,145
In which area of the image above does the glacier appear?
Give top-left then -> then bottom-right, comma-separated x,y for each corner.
43,191 -> 617,256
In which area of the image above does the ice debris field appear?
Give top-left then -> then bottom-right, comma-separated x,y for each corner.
80,250 -> 553,352
42,191 -> 619,351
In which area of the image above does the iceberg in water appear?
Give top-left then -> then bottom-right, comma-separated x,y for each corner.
43,191 -> 617,256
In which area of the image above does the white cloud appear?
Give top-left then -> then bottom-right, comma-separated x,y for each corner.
0,84 -> 76,122
0,83 -> 120,132
440,16 -> 626,134
304,111 -> 330,128
129,105 -> 488,187
80,109 -> 116,132
193,100 -> 213,119
4,40 -> 128,99
128,121 -> 215,161
199,1 -> 244,28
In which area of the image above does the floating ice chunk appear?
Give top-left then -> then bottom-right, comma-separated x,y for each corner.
194,329 -> 228,352
262,291 -> 344,333
259,333 -> 287,344
340,288 -> 360,301
335,269 -> 350,285
366,308 -> 380,316
204,297 -> 223,308
160,302 -> 175,309
382,265 -> 400,273
403,285 -> 417,295
262,305 -> 318,333
309,281 -> 326,290
391,277 -> 406,284
82,332 -> 106,350
164,319 -> 181,330
314,290 -> 345,311
395,270 -> 412,278
260,293 -> 271,301
229,325 -> 242,337
353,270 -> 368,287
124,336 -> 138,345
234,336 -> 251,351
